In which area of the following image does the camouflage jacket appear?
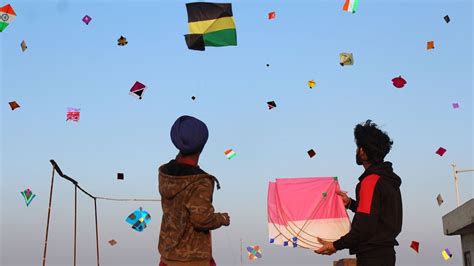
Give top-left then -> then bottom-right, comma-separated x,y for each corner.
158,161 -> 225,263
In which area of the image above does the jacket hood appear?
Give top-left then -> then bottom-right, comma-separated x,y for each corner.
158,165 -> 218,199
360,161 -> 402,188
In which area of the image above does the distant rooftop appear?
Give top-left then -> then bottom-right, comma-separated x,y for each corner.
442,198 -> 474,235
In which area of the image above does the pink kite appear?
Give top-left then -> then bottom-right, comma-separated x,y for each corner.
268,177 -> 350,250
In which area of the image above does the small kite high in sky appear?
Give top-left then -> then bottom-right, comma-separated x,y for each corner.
21,188 -> 36,207
427,41 -> 435,50
452,103 -> 459,109
130,81 -> 147,99
444,15 -> 450,23
436,194 -> 444,206
108,239 -> 117,246
392,76 -> 407,88
247,246 -> 262,260
307,149 -> 316,158
126,207 -> 151,232
8,101 -> 20,110
117,35 -> 128,46
66,108 -> 80,122
441,248 -> 452,260
308,80 -> 316,89
82,15 -> 91,25
224,149 -> 236,160
340,53 -> 353,66
0,4 -> 16,32
436,147 -> 446,156
268,11 -> 276,20
21,40 -> 27,52
410,241 -> 419,253
268,177 -> 350,250
342,0 -> 358,13
184,2 -> 237,51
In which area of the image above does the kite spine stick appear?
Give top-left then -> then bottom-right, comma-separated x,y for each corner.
94,198 -> 100,266
74,185 -> 77,266
42,164 -> 56,266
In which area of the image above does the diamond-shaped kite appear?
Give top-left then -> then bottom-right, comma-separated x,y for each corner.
441,248 -> 452,260
9,101 -> 20,110
66,107 -> 80,122
452,103 -> 459,109
0,4 -> 16,32
108,239 -> 117,246
437,194 -> 444,206
125,207 -> 151,232
224,149 -> 236,160
436,147 -> 446,156
427,41 -> 435,50
117,35 -> 128,46
308,80 -> 316,89
247,246 -> 262,260
267,101 -> 276,110
82,15 -> 91,25
268,11 -> 276,20
410,241 -> 419,253
21,188 -> 36,207
340,53 -> 353,66
308,149 -> 316,158
21,40 -> 27,52
130,81 -> 147,100
392,76 -> 407,88
444,15 -> 450,23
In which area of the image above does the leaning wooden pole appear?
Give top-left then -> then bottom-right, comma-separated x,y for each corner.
94,198 -> 100,266
42,164 -> 56,266
74,185 -> 78,266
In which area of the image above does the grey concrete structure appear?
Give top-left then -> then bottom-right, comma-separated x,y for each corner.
442,198 -> 474,266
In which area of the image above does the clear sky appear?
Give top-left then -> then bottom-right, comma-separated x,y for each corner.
1,0 -> 473,265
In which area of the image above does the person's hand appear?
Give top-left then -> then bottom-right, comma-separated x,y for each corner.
221,213 -> 230,226
336,190 -> 350,208
314,237 -> 336,256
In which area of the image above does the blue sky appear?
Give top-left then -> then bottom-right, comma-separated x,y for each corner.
1,0 -> 472,265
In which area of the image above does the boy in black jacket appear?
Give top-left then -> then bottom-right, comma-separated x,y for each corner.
315,120 -> 403,266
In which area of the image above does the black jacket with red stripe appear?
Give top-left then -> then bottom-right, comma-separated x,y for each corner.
333,161 -> 402,258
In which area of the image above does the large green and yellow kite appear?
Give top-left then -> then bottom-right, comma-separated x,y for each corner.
184,2 -> 237,51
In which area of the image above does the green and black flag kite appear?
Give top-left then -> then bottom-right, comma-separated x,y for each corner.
184,2 -> 237,51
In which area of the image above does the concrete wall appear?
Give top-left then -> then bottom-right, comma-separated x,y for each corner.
461,233 -> 473,266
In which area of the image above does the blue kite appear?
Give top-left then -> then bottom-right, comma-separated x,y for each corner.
125,207 -> 151,232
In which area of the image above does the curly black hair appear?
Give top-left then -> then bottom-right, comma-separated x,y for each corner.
354,120 -> 393,163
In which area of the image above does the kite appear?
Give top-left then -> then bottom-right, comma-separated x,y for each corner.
117,173 -> 124,180
126,207 -> 151,232
340,53 -> 353,66
444,15 -> 450,23
130,81 -> 146,99
108,239 -> 117,246
66,108 -> 80,122
410,241 -> 419,253
21,188 -> 36,207
191,96 -> 196,100
308,80 -> 316,89
342,0 -> 358,13
437,194 -> 444,206
427,41 -> 434,50
0,4 -> 16,32
21,40 -> 27,52
441,248 -> 452,260
267,101 -> 276,110
268,11 -> 276,20
307,149 -> 316,158
452,103 -> 459,109
268,177 -> 351,250
266,64 -> 270,67
184,2 -> 237,51
8,101 -> 20,110
82,15 -> 91,25
247,246 -> 262,260
117,35 -> 128,46
392,76 -> 407,88
224,149 -> 236,160
436,147 -> 446,156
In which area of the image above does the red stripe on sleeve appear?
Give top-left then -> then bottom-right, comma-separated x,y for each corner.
356,174 -> 380,214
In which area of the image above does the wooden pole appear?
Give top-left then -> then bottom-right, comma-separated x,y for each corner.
94,198 -> 100,266
74,185 -> 77,266
42,165 -> 56,266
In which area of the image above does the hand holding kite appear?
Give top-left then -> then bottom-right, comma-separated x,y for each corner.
314,237 -> 336,255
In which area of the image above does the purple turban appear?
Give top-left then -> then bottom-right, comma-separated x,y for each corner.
170,115 -> 209,155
